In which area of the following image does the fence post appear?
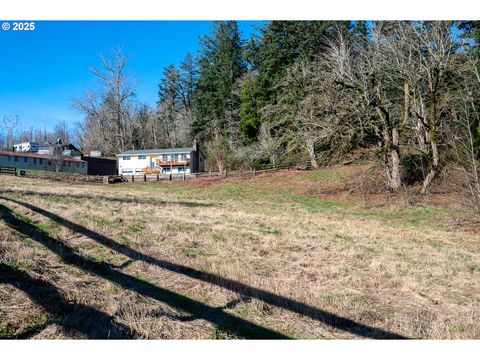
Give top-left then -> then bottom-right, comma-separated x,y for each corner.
209,170 -> 212,177
144,173 -> 147,182
253,168 -> 256,176
156,172 -> 159,181
169,173 -> 172,181
131,174 -> 134,182
225,169 -> 228,178
182,173 -> 186,181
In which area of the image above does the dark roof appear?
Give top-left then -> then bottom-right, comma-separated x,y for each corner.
0,150 -> 86,162
118,148 -> 194,156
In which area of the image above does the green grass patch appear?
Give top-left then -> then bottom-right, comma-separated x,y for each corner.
234,304 -> 256,319
334,233 -> 355,243
93,219 -> 116,227
353,206 -> 444,221
210,325 -> 240,339
448,253 -> 473,261
212,233 -> 226,242
36,220 -> 61,235
350,205 -> 454,229
211,183 -> 249,200
1,258 -> 34,272
450,325 -> 466,334
181,247 -> 207,258
468,263 -> 480,273
164,222 -> 195,232
0,323 -> 12,338
359,245 -> 380,254
44,194 -> 80,204
290,195 -> 350,213
18,235 -> 36,246
128,225 -> 143,234
15,213 -> 35,226
83,253 -> 104,264
119,235 -> 131,245
395,251 -> 416,263
259,225 -> 282,236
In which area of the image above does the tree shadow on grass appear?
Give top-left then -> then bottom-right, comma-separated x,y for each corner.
0,196 -> 409,339
0,263 -> 134,339
1,189 -> 210,208
0,203 -> 289,339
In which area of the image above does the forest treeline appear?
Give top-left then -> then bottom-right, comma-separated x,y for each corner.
2,21 -> 479,200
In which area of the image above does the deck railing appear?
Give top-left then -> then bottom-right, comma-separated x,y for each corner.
156,158 -> 190,166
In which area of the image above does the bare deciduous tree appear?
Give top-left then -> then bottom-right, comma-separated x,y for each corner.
49,142 -> 65,173
256,122 -> 283,167
206,134 -> 233,174
325,27 -> 403,191
74,47 -> 135,156
450,56 -> 480,213
391,22 -> 458,193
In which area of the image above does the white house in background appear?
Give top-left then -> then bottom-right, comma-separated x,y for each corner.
117,141 -> 205,176
13,142 -> 39,153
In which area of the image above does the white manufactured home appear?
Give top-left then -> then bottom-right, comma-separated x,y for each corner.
13,142 -> 39,153
117,143 -> 205,176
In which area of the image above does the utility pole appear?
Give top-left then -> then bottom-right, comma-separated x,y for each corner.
2,115 -> 19,149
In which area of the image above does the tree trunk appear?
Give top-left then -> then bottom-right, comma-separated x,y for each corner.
377,107 -> 401,192
306,138 -> 319,169
382,145 -> 401,192
217,161 -> 224,175
420,140 -> 439,194
389,127 -> 402,192
420,70 -> 440,194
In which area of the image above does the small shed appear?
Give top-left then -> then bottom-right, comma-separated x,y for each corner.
81,156 -> 117,176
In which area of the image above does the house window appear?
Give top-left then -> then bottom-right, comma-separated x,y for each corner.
171,154 -> 178,160
81,163 -> 85,168
24,157 -> 28,163
68,161 -> 72,167
48,160 -> 52,166
162,168 -> 171,173
122,156 -> 131,160
138,155 -> 146,160
76,162 -> 79,167
7,155 -> 11,161
162,154 -> 168,161
39,158 -> 43,165
178,167 -> 185,173
33,158 -> 37,164
14,156 -> 18,162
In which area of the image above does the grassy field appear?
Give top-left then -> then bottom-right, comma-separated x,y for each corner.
1,164 -> 479,339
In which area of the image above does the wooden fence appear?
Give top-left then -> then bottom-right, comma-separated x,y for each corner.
0,167 -> 17,176
124,159 -> 313,183
0,160 -> 314,184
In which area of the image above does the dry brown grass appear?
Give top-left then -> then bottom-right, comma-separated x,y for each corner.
1,164 -> 479,339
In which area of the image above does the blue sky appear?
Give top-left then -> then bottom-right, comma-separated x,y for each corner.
0,21 -> 263,132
